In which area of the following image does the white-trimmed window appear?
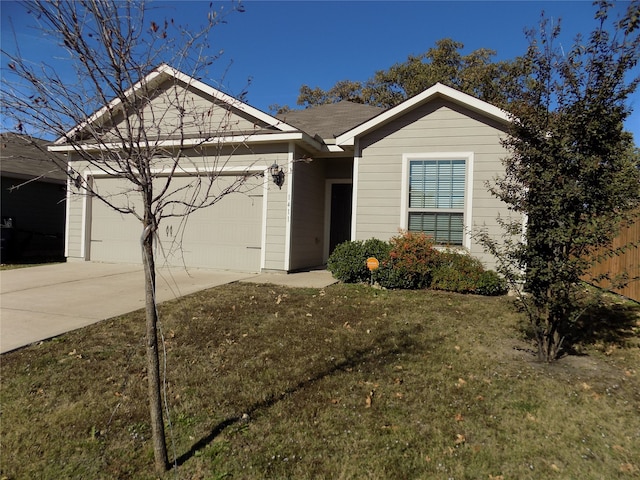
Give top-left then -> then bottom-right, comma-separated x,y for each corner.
402,153 -> 473,247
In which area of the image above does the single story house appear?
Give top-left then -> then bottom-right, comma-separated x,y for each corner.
1,133 -> 67,262
51,64 -> 514,273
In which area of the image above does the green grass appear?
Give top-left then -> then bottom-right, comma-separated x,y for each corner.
1,283 -> 639,479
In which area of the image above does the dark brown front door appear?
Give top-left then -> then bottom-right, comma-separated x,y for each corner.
329,183 -> 352,255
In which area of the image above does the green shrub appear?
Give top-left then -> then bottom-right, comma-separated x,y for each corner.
328,233 -> 507,296
363,238 -> 391,264
376,231 -> 440,289
374,262 -> 414,289
431,251 -> 484,293
476,270 -> 508,296
327,241 -> 365,283
431,251 -> 508,295
327,238 -> 390,283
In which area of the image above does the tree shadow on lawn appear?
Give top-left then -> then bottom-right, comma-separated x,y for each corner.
174,325 -> 425,468
567,299 -> 640,351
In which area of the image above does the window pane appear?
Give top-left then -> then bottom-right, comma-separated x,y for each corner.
407,159 -> 465,245
449,214 -> 464,245
409,159 -> 465,209
408,212 -> 463,246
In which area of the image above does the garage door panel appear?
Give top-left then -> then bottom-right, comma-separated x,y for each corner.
90,175 -> 263,271
90,181 -> 144,264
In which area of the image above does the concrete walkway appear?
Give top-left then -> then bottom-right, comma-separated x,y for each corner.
0,262 -> 336,354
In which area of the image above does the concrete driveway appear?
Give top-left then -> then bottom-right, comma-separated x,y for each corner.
0,262 -> 336,354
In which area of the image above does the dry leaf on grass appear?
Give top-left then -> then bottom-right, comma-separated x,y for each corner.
365,390 -> 374,408
620,463 -> 637,473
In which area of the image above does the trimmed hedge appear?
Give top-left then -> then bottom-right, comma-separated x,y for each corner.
327,232 -> 507,296
327,238 -> 390,283
431,251 -> 485,293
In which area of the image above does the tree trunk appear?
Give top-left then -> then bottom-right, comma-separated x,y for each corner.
141,223 -> 169,474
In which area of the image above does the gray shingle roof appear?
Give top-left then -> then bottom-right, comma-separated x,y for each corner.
0,133 -> 67,183
277,101 -> 384,140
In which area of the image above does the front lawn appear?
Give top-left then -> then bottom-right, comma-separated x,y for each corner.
1,283 -> 638,479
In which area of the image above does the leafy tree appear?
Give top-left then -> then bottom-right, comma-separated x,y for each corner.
296,38 -> 524,109
477,1 -> 640,362
1,0 -> 247,473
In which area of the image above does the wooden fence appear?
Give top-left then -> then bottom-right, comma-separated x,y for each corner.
584,217 -> 640,302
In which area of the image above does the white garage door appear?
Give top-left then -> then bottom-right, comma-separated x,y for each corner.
90,174 -> 264,272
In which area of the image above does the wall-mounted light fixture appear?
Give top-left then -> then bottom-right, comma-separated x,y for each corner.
269,162 -> 285,189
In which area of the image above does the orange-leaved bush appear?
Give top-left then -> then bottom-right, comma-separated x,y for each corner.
376,231 -> 441,289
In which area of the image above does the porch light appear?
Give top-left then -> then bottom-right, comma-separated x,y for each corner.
269,162 -> 285,189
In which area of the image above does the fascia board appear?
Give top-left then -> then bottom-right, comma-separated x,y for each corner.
325,145 -> 346,153
49,132 -> 322,153
0,171 -> 66,184
83,164 -> 266,178
55,63 -> 297,145
335,83 -> 511,146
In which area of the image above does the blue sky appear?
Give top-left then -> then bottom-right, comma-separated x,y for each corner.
1,0 -> 639,141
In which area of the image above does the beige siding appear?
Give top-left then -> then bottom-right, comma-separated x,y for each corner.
65,198 -> 83,257
357,99 -> 513,268
103,79 -> 269,141
264,187 -> 288,270
65,157 -> 87,259
289,151 -> 326,270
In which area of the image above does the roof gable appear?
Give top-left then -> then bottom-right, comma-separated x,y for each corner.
335,83 -> 511,146
55,64 -> 297,145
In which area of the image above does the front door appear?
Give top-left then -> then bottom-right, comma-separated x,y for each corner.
329,183 -> 352,255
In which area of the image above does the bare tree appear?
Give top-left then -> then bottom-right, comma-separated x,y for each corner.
1,0 -> 258,473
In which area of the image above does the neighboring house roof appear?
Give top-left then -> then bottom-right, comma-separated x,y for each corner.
336,82 -> 511,146
0,133 -> 67,183
276,102 -> 384,140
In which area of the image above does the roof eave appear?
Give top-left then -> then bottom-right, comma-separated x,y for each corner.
49,131 -> 325,153
0,171 -> 66,184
